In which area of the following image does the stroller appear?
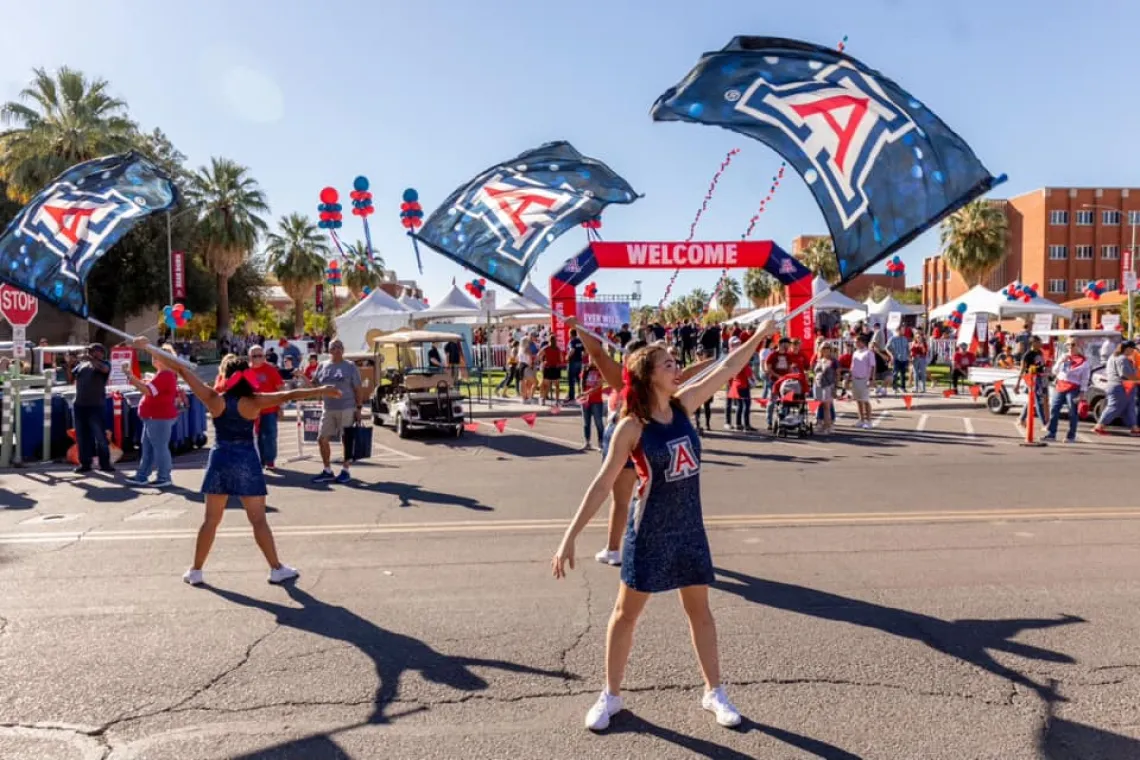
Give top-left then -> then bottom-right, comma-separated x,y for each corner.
771,371 -> 813,438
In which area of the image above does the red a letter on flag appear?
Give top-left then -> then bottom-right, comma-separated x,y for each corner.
482,186 -> 557,236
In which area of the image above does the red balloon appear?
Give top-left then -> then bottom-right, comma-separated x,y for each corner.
402,217 -> 414,228
329,260 -> 340,268
1022,295 -> 1031,303
410,218 -> 422,228
400,202 -> 411,211
1030,283 -> 1039,292
1097,280 -> 1107,289
320,187 -> 338,204
478,278 -> 486,286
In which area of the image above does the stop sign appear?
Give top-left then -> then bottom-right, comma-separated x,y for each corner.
0,283 -> 39,327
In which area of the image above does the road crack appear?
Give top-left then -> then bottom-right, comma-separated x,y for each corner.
558,570 -> 594,685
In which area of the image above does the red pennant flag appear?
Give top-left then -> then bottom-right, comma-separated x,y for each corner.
993,380 -> 1004,392
902,394 -> 913,409
1125,381 -> 1136,394
463,423 -> 479,433
782,393 -> 796,403
493,419 -> 507,433
757,398 -> 768,407
521,412 -> 538,427
807,400 -> 821,413
969,385 -> 981,400
943,389 -> 954,398
549,405 -> 562,415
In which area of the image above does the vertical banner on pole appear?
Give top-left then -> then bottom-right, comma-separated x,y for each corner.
314,284 -> 325,314
170,250 -> 186,300
1121,249 -> 1135,294
42,370 -> 52,462
549,276 -> 577,350
785,276 -> 814,358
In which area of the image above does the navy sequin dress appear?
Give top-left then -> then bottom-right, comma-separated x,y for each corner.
621,405 -> 713,593
200,396 -> 267,497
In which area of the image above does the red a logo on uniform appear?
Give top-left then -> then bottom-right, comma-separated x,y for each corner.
665,437 -> 700,482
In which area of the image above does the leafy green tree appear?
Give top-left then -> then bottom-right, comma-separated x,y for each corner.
940,200 -> 1009,286
187,157 -> 270,336
341,240 -> 386,297
800,237 -> 840,283
265,213 -> 329,336
715,276 -> 742,316
0,66 -> 137,202
743,267 -> 778,307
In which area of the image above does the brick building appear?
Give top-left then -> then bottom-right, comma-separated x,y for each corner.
759,234 -> 907,306
923,189 -> 1139,312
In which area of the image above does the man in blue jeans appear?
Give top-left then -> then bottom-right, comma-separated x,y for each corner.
68,344 -> 113,473
565,329 -> 584,402
887,327 -> 911,393
1044,339 -> 1091,443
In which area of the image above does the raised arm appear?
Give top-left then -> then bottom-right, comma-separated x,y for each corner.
170,360 -> 225,417
679,356 -> 714,382
675,321 -> 775,413
567,319 -> 623,390
246,385 -> 341,411
552,417 -> 641,578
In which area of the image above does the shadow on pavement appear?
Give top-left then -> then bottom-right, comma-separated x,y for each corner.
0,488 -> 36,509
213,582 -> 571,757
609,713 -> 862,760
358,480 -> 493,511
714,568 -> 1084,703
1039,709 -> 1140,759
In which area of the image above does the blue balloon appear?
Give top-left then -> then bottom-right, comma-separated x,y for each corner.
354,176 -> 369,192
163,305 -> 173,316
956,303 -> 967,313
318,220 -> 328,229
402,188 -> 418,203
330,203 -> 342,212
182,310 -> 193,321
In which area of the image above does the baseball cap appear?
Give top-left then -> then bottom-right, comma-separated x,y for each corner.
88,343 -> 105,354
1122,340 -> 1137,351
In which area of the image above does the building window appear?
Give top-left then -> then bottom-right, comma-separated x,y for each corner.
1048,280 -> 1067,294
1103,210 -> 1121,225
1075,245 -> 1094,260
1075,279 -> 1089,293
1049,210 -> 1068,225
1102,245 -> 1120,260
1104,278 -> 1118,290
1048,245 -> 1067,260
1130,211 -> 1140,226
1075,210 -> 1094,225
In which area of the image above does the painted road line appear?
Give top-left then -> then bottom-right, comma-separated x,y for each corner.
5,507 -> 1140,544
372,443 -> 423,461
871,412 -> 890,428
916,414 -> 929,432
477,420 -> 581,448
963,418 -> 976,438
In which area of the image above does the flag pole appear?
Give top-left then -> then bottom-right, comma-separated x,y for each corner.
87,317 -> 192,368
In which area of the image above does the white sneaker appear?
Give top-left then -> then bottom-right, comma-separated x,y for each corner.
268,564 -> 299,584
594,548 -> 622,566
701,686 -> 742,727
585,690 -> 623,731
182,568 -> 204,586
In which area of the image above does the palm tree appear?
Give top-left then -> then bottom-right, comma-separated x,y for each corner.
342,240 -> 387,297
940,199 -> 1009,286
800,237 -> 840,283
714,276 -> 742,316
265,213 -> 330,336
188,157 -> 269,336
0,67 -> 137,201
743,267 -> 778,307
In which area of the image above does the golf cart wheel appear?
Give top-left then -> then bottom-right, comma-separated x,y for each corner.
986,392 -> 1008,415
396,413 -> 409,439
1092,397 -> 1107,421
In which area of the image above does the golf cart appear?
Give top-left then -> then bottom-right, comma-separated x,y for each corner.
368,330 -> 467,438
972,330 -> 1122,417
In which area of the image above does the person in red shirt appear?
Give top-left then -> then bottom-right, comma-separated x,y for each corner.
728,337 -> 756,431
124,344 -> 181,488
302,354 -> 320,383
540,338 -> 565,404
951,342 -> 975,394
579,356 -> 606,448
248,346 -> 284,469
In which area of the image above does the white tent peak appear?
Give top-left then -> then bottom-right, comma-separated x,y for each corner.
928,284 -> 1072,320
398,293 -> 427,311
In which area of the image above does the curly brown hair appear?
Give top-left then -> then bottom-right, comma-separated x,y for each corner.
620,345 -> 682,424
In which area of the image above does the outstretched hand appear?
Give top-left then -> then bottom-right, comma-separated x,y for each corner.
132,336 -> 150,350
551,537 -> 575,579
318,385 -> 342,399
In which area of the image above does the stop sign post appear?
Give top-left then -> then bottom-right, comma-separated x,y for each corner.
0,284 -> 38,359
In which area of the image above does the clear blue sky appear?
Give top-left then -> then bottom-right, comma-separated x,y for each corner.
2,0 -> 1136,305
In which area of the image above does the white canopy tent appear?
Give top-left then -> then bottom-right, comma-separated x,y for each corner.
841,295 -> 926,323
928,284 -> 1073,320
415,283 -> 482,321
333,288 -> 414,351
398,294 -> 427,311
811,276 -> 866,312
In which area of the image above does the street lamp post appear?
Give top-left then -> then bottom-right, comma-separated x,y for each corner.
1082,204 -> 1135,338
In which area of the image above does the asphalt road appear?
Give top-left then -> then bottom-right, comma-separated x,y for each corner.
1,395 -> 1138,759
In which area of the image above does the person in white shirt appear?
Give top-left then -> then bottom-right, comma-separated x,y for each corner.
1044,339 -> 1092,442
849,335 -> 877,429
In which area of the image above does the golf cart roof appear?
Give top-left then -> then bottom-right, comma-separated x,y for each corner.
371,330 -> 464,345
